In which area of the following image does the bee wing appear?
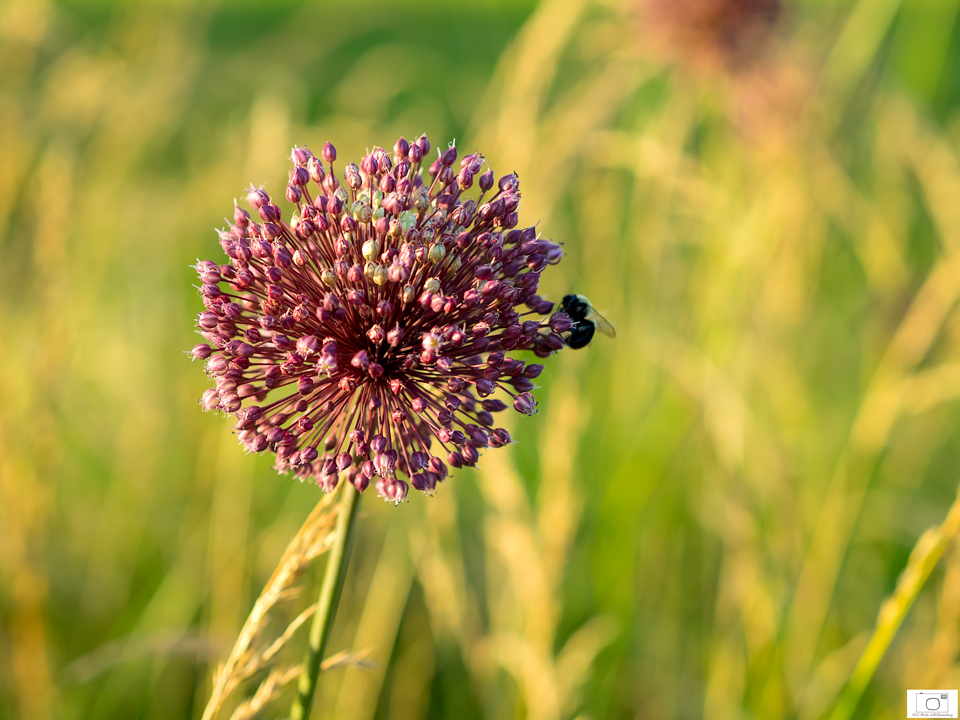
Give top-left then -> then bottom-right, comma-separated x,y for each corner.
588,309 -> 616,338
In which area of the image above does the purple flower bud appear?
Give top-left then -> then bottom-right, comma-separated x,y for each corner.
296,335 -> 319,356
292,146 -> 312,165
544,333 -> 564,351
258,203 -> 281,224
394,136 -> 409,160
468,169 -> 491,193
322,141 -> 337,163
374,452 -> 396,476
198,311 -> 219,329
502,358 -> 524,376
235,342 -> 254,358
233,205 -> 251,226
308,156 -> 325,183
523,364 -> 544,379
351,350 -> 370,370
326,194 -> 343,216
247,187 -> 269,209
417,134 -> 430,156
475,379 -> 496,397
200,388 -> 219,410
344,163 -> 362,190
410,451 -> 429,471
512,376 -> 534,392
387,324 -> 404,347
370,434 -> 387,454
297,376 -> 314,395
291,163 -> 309,185
353,472 -> 369,493
427,456 -> 446,480
367,324 -> 385,344
513,392 -> 537,415
440,145 -> 458,167
498,173 -> 519,192
461,444 -> 479,466
318,470 -> 339,492
380,477 -> 409,504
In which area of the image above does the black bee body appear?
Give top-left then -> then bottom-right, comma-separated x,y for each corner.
561,294 -> 597,349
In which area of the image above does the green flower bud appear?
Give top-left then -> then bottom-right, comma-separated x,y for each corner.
428,242 -> 446,264
362,239 -> 379,261
321,268 -> 337,286
364,261 -> 377,279
372,264 -> 389,286
354,203 -> 373,224
402,284 -> 415,303
415,188 -> 430,213
398,210 -> 417,235
424,277 -> 441,293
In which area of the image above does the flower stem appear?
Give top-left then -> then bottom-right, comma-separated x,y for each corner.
289,481 -> 361,720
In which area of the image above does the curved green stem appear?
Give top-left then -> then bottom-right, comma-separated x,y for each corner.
289,481 -> 361,720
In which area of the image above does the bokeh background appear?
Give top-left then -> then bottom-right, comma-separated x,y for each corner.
4,0 -> 960,718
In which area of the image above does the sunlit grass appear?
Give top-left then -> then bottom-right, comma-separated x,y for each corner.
4,0 -> 960,718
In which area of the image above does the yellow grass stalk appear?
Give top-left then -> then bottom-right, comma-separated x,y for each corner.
829,478 -> 960,720
202,487 -> 341,720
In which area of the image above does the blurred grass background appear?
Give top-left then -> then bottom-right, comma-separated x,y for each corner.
4,0 -> 960,718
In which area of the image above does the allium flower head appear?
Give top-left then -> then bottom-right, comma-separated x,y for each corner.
191,134 -> 567,503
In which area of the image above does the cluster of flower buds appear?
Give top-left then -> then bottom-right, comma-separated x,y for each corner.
191,134 -> 568,503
